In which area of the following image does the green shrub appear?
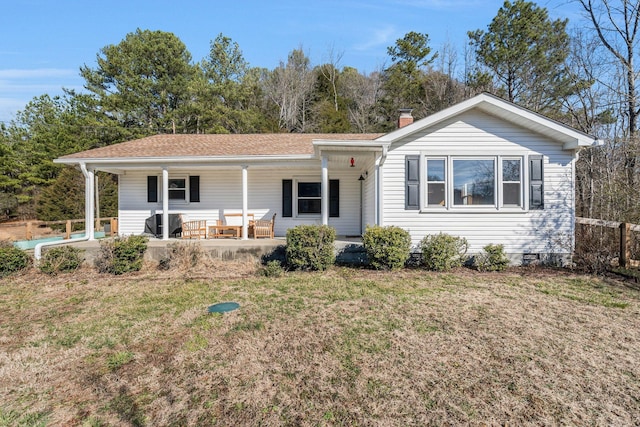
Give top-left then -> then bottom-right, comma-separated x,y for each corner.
96,235 -> 148,275
420,233 -> 468,271
285,225 -> 336,271
474,243 -> 510,272
39,246 -> 84,275
0,246 -> 31,277
362,225 -> 412,270
262,260 -> 285,277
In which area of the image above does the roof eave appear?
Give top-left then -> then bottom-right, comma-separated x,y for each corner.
54,154 -> 317,165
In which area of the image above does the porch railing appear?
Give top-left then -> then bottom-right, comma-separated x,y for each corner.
0,217 -> 118,241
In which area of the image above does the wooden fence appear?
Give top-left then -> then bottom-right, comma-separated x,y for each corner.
0,217 -> 118,241
575,217 -> 640,268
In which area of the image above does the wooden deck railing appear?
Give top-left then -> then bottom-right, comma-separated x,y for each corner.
576,217 -> 640,268
1,217 -> 118,241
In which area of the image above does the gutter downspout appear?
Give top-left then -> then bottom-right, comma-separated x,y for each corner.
374,145 -> 388,226
35,163 -> 94,260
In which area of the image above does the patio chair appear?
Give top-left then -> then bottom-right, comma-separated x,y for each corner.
253,213 -> 276,239
182,219 -> 207,239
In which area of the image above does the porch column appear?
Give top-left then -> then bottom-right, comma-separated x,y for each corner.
374,153 -> 383,226
321,155 -> 329,225
85,166 -> 95,240
162,167 -> 169,240
241,165 -> 248,240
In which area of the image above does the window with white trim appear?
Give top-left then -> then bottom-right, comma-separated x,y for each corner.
453,158 -> 495,206
297,181 -> 322,214
426,158 -> 446,207
501,158 -> 522,207
418,156 -> 527,210
168,178 -> 187,201
147,175 -> 200,203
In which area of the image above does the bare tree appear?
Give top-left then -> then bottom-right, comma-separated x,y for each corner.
578,0 -> 640,137
319,45 -> 344,112
262,47 -> 316,132
339,67 -> 384,133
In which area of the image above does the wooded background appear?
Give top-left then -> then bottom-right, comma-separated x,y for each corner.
0,0 -> 638,226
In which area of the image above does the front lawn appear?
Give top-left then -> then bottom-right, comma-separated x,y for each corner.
1,263 -> 639,425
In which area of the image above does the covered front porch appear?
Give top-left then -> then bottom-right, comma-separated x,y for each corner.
78,139 -> 388,242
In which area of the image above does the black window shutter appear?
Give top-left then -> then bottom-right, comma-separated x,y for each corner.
529,155 -> 544,210
189,176 -> 200,202
282,179 -> 293,217
329,179 -> 339,217
405,155 -> 420,210
147,176 -> 158,203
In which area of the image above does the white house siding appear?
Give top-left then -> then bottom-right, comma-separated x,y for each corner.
118,166 -> 363,237
382,110 -> 576,262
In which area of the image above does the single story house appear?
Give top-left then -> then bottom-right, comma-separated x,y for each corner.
55,93 -> 598,264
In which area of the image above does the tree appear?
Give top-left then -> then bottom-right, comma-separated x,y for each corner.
468,0 -> 574,115
192,34 -> 268,133
262,48 -> 316,132
339,67 -> 384,133
380,32 -> 438,126
577,0 -> 640,138
573,0 -> 640,219
36,168 -> 118,223
80,29 -> 195,132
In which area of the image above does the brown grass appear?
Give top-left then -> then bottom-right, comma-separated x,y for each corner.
1,264 -> 639,426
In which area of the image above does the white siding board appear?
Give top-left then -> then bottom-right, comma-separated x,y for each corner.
383,109 -> 577,259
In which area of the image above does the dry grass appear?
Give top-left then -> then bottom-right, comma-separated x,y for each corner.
1,263 -> 639,426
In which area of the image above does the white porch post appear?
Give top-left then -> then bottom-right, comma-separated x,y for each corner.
86,166 -> 95,240
241,165 -> 248,240
162,167 -> 169,240
374,153 -> 383,226
321,155 -> 329,225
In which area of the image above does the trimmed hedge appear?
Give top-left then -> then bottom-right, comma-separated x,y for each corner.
420,233 -> 468,271
286,225 -> 336,271
363,225 -> 412,270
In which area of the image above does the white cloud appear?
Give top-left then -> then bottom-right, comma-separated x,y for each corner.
353,25 -> 397,52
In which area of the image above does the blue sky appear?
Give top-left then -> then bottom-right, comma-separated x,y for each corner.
0,0 -> 578,123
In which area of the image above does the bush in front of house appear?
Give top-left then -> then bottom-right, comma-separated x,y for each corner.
261,260 -> 285,277
39,246 -> 84,275
420,233 -> 468,271
96,235 -> 148,275
362,225 -> 412,270
286,225 -> 336,271
474,243 -> 510,272
0,246 -> 31,277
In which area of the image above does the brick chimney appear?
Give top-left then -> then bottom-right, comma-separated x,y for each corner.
398,108 -> 414,128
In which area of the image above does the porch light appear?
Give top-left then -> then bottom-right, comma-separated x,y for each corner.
350,157 -> 355,167
358,174 -> 365,181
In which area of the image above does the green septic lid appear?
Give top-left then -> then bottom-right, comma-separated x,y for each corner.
208,302 -> 240,313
